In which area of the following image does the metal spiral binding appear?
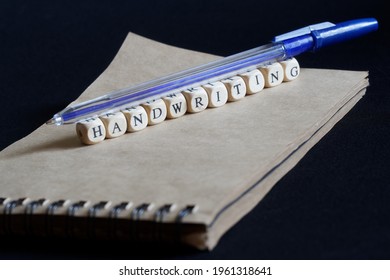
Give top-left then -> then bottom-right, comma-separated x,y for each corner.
88,201 -> 109,217
0,197 -> 198,243
2,198 -> 28,234
0,198 -> 7,234
67,200 -> 87,216
155,204 -> 174,222
25,199 -> 47,215
176,205 -> 197,223
131,203 -> 151,220
47,200 -> 67,215
3,198 -> 26,215
154,204 -> 175,241
25,198 -> 48,235
46,199 -> 67,236
87,201 -> 110,239
175,205 -> 198,243
0,197 -> 8,206
130,203 -> 152,240
66,200 -> 88,237
110,202 -> 131,218
108,201 -> 131,239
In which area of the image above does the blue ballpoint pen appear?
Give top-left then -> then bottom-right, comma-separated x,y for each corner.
47,18 -> 378,125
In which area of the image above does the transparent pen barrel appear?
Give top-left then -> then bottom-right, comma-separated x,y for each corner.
59,43 -> 286,124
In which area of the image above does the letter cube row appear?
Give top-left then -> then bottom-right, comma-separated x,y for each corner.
76,58 -> 300,144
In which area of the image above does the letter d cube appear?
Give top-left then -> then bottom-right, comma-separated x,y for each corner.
142,99 -> 167,125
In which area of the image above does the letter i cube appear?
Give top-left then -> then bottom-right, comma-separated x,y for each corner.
202,81 -> 228,108
239,69 -> 265,94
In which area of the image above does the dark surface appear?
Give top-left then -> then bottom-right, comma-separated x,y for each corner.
0,0 -> 389,259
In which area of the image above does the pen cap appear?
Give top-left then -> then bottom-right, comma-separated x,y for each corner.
311,18 -> 378,50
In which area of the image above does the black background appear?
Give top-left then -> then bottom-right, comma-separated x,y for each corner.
0,0 -> 389,259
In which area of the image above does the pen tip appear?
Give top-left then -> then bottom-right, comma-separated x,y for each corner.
46,115 -> 64,125
46,118 -> 56,125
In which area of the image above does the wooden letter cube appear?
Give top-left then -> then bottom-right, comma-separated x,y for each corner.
259,62 -> 284,87
202,82 -> 228,108
121,106 -> 148,132
141,99 -> 167,125
100,112 -> 127,139
182,87 -> 209,113
163,93 -> 187,118
221,76 -> 247,101
280,57 -> 300,82
239,69 -> 265,94
76,117 -> 106,145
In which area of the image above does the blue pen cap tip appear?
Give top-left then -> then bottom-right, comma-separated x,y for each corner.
312,18 -> 378,50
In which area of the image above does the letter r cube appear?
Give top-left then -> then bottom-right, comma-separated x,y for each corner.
182,87 -> 209,113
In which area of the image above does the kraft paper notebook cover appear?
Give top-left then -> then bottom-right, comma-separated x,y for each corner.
0,33 -> 368,250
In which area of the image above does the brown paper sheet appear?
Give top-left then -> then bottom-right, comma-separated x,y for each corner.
0,33 -> 368,249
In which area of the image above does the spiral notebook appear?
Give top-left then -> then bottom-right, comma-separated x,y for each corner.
0,33 -> 368,250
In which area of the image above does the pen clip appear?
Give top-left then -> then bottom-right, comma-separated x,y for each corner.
273,22 -> 335,42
